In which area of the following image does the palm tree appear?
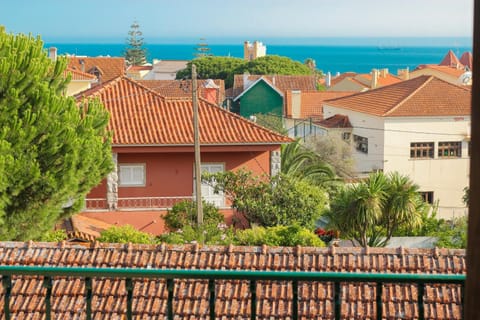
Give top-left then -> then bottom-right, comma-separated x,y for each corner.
381,172 -> 424,243
327,171 -> 426,247
281,140 -> 337,186
327,172 -> 387,247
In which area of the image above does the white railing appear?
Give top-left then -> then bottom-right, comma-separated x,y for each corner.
117,196 -> 193,209
84,196 -> 194,211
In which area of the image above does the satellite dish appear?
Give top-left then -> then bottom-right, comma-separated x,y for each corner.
460,71 -> 472,85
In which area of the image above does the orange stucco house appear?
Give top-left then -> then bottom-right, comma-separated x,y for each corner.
75,77 -> 291,236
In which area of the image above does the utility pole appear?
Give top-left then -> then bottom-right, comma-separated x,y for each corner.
192,64 -> 203,225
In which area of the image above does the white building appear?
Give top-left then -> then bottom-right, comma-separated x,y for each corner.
323,75 -> 471,218
143,60 -> 189,80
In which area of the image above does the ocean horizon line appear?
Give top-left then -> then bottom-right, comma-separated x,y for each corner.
44,36 -> 473,47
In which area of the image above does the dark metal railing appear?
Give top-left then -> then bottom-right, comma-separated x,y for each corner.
0,265 -> 465,320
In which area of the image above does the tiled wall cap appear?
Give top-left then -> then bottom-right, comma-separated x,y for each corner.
227,244 -> 234,254
26,240 -> 34,248
295,245 -> 303,256
192,242 -> 199,253
397,246 -> 405,256
261,244 -> 268,255
124,242 -> 133,252
328,245 -> 336,256
158,243 -> 167,253
434,247 -> 441,258
363,246 -> 370,255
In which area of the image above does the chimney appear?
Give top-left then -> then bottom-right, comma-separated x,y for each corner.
48,47 -> 57,61
380,68 -> 388,78
326,72 -> 332,88
371,69 -> 379,89
397,68 -> 409,80
79,59 -> 85,72
291,90 -> 302,119
243,72 -> 251,90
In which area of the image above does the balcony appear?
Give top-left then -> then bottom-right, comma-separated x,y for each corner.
0,265 -> 465,320
84,196 -> 194,211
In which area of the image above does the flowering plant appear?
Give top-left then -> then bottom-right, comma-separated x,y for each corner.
314,228 -> 337,243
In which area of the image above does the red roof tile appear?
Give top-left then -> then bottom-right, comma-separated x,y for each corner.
138,79 -> 226,105
439,50 -> 462,68
285,91 -> 356,120
233,75 -> 317,98
76,77 -> 291,146
459,51 -> 473,70
64,67 -> 97,81
357,72 -> 403,87
324,76 -> 471,117
330,72 -> 358,87
317,114 -> 352,128
68,57 -> 126,83
414,64 -> 466,78
0,242 -> 465,319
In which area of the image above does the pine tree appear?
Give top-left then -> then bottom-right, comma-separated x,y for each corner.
0,27 -> 113,240
124,21 -> 147,66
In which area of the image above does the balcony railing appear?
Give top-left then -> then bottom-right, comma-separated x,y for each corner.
0,265 -> 465,320
84,196 -> 193,211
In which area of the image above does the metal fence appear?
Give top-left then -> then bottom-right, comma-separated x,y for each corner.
0,265 -> 465,320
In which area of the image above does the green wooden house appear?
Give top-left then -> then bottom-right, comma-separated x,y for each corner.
231,74 -> 317,119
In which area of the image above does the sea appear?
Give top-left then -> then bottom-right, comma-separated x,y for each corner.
46,41 -> 473,75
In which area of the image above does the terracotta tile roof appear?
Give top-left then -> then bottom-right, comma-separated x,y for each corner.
76,77 -> 291,146
357,72 -> 403,87
439,50 -> 462,68
152,60 -> 188,73
330,72 -> 358,87
285,91 -> 356,120
414,64 -> 466,78
68,57 -> 126,83
232,74 -> 317,98
316,114 -> 352,128
127,65 -> 153,72
138,79 -> 226,105
0,242 -> 464,319
324,75 -> 471,117
64,67 -> 97,81
459,51 -> 473,70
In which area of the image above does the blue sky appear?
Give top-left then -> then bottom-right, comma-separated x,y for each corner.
0,0 -> 474,44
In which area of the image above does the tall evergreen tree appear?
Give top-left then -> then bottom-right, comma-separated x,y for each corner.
124,21 -> 147,66
0,27 -> 113,240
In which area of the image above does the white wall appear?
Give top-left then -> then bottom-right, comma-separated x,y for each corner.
323,105 -> 385,174
324,104 -> 470,219
384,116 -> 470,218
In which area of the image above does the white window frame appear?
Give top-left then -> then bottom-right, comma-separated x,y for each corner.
119,164 -> 146,187
194,163 -> 225,207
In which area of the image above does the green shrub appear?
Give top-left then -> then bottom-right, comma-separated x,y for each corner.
41,229 -> 68,242
235,225 -> 324,247
157,224 -> 235,245
163,200 -> 224,231
97,225 -> 156,244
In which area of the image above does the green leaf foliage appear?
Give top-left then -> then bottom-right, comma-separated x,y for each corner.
41,229 -> 68,242
163,200 -> 224,231
98,225 -> 156,244
176,55 -> 313,88
157,223 -> 235,246
124,21 -> 147,66
235,224 -> 325,247
0,27 -> 113,240
327,171 -> 425,247
202,170 -> 328,229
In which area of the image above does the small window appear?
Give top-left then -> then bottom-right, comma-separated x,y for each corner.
194,163 -> 225,207
353,134 -> 368,153
438,141 -> 462,158
420,191 -> 434,204
119,164 -> 145,187
410,142 -> 434,159
342,132 -> 351,141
